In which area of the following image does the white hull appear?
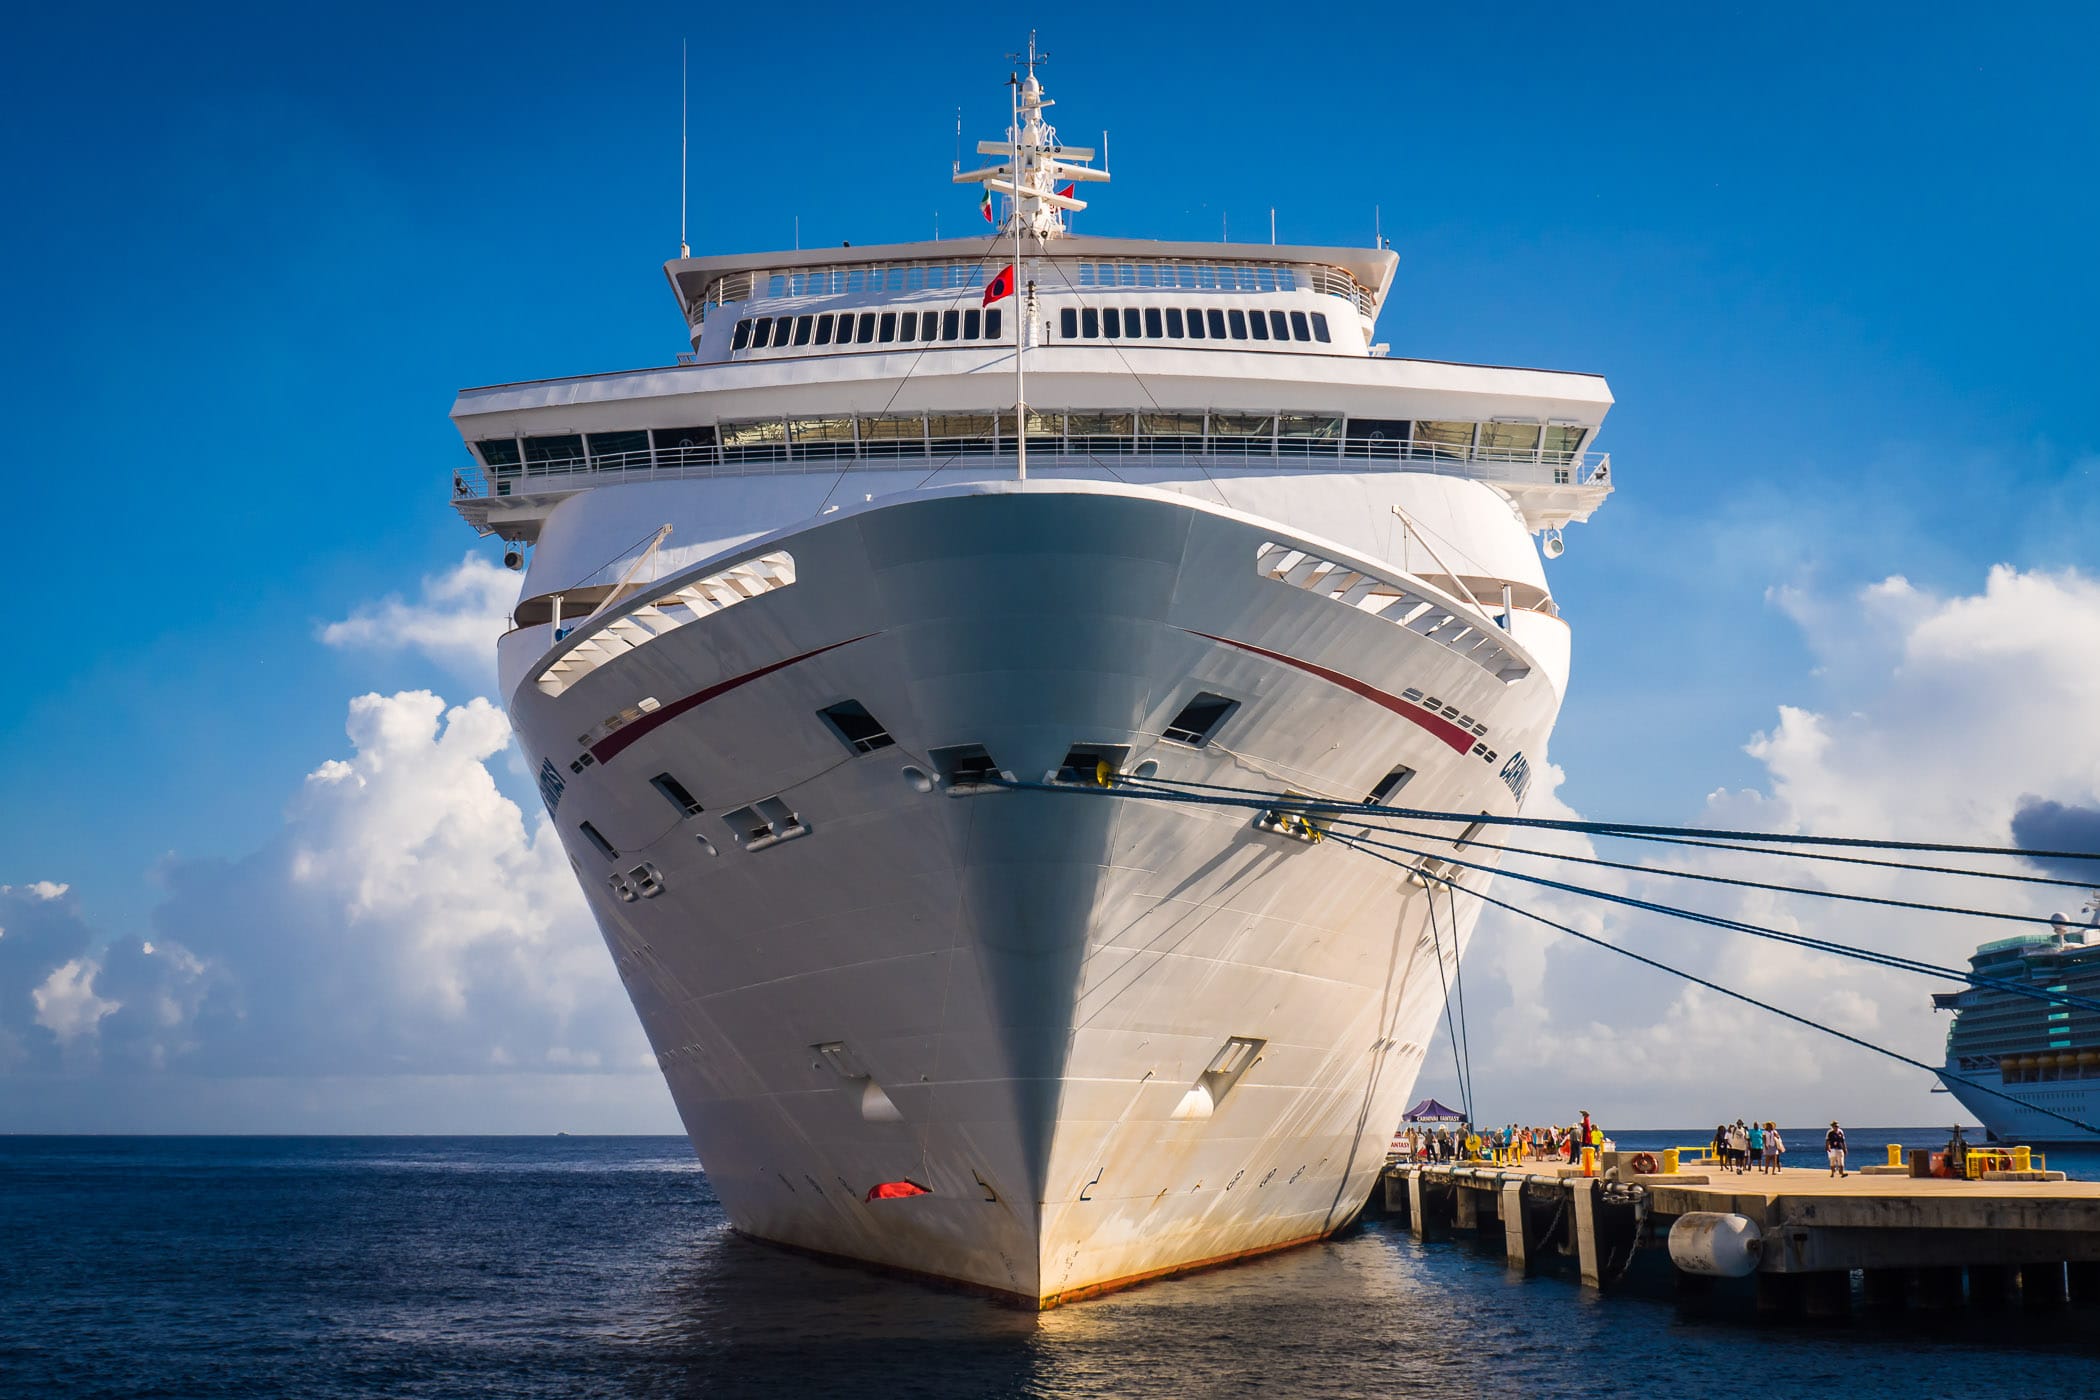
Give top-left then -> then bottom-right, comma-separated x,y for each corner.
512,479 -> 1556,1303
1944,1073 -> 2100,1146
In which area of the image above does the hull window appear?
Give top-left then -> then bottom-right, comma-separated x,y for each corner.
578,821 -> 619,861
1367,766 -> 1417,805
818,700 -> 896,755
1162,693 -> 1240,748
649,772 -> 704,818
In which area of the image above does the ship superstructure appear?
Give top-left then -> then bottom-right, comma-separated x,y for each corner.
1936,897 -> 2100,1143
449,55 -> 1615,1304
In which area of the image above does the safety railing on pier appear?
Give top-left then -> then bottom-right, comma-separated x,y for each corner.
453,436 -> 1612,501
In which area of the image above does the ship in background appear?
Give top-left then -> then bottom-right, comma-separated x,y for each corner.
1936,895 -> 2100,1143
447,50 -> 1614,1305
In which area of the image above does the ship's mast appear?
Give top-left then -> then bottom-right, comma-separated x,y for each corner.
952,40 -> 1112,481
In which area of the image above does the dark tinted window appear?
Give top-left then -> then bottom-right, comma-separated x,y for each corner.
654,426 -> 715,452
793,314 -> 814,346
1145,308 -> 1163,338
523,434 -> 584,464
984,307 -> 1001,339
578,821 -> 618,860
896,311 -> 917,341
650,772 -> 704,817
1248,309 -> 1269,340
1228,310 -> 1248,339
1207,308 -> 1227,338
1165,308 -> 1184,337
1270,311 -> 1290,340
732,319 -> 753,350
878,312 -> 897,343
1082,307 -> 1099,337
776,317 -> 799,347
813,313 -> 835,345
587,430 -> 648,460
964,309 -> 981,338
1186,307 -> 1206,339
1125,306 -> 1140,334
920,312 -> 939,342
1061,308 -> 1078,337
942,310 -> 960,340
1102,307 -> 1120,337
856,312 -> 877,344
1310,312 -> 1331,343
475,438 -> 520,466
1290,311 -> 1310,341
1163,692 -> 1240,747
818,699 -> 896,755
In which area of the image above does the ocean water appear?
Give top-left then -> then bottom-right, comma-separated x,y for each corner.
5,1134 -> 2099,1400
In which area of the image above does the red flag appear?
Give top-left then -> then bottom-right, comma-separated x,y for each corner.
1057,183 -> 1075,199
982,263 -> 1014,306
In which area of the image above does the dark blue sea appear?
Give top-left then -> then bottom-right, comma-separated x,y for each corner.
6,1132 -> 2099,1399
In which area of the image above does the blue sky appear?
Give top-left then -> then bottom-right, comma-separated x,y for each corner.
4,2 -> 2097,1130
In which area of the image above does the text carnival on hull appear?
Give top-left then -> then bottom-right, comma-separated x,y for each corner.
446,50 -> 1615,1305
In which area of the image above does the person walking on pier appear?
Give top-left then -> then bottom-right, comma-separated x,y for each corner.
1825,1120 -> 1848,1177
1748,1120 -> 1765,1172
1765,1123 -> 1784,1174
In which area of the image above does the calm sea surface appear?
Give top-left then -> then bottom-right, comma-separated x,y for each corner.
5,1133 -> 2099,1399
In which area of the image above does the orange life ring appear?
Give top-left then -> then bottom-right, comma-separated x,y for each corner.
1628,1151 -> 1659,1176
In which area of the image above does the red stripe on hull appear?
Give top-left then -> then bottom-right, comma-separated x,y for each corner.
588,634 -> 876,764
1187,629 -> 1480,754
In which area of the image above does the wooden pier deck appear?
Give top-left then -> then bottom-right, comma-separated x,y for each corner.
1378,1155 -> 2100,1314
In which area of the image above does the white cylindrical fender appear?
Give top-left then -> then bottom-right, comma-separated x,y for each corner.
1668,1212 -> 1763,1277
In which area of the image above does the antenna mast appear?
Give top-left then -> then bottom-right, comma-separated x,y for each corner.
678,39 -> 689,258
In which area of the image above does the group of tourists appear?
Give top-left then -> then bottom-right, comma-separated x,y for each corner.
1710,1120 -> 1785,1173
1395,1113 -> 1612,1166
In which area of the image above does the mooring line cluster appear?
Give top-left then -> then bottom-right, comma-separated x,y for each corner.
984,770 -> 2100,1136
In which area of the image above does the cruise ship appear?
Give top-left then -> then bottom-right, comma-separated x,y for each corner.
448,55 -> 1614,1305
1935,896 -> 2100,1144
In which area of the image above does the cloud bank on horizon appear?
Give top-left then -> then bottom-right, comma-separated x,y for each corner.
4,560 -> 2098,1132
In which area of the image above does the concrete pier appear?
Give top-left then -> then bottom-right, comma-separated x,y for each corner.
1382,1157 -> 2100,1315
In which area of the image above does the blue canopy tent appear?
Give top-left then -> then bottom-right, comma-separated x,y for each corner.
1402,1098 -> 1465,1123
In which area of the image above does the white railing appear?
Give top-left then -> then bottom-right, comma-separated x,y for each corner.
455,439 -> 1611,500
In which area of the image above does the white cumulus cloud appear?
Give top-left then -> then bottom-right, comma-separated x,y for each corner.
318,553 -> 519,682
1449,564 -> 2100,1130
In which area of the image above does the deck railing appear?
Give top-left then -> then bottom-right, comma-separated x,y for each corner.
455,437 -> 1611,500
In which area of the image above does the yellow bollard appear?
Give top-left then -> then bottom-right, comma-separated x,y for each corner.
1580,1146 -> 1597,1177
1662,1147 -> 1680,1175
2013,1145 -> 2032,1172
1887,1144 -> 1903,1167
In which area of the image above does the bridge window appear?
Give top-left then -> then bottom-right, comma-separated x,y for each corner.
855,312 -> 877,344
587,430 -> 648,464
732,319 -> 753,350
476,438 -> 520,467
1290,311 -> 1310,341
1208,308 -> 1228,338
919,311 -> 938,342
523,434 -> 585,467
1480,421 -> 1542,452
793,315 -> 814,346
984,307 -> 1002,339
1186,307 -> 1206,339
813,313 -> 836,346
1124,306 -> 1140,336
1165,308 -> 1185,337
1414,420 -> 1476,453
1310,312 -> 1332,343
964,309 -> 981,338
1248,310 -> 1269,340
1542,424 -> 1587,458
1061,308 -> 1078,337
878,312 -> 897,343
1103,307 -> 1121,338
942,309 -> 961,340
1145,307 -> 1163,338
1081,307 -> 1098,337
1270,311 -> 1290,340
749,316 -> 773,348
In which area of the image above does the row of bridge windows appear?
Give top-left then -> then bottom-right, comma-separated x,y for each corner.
731,307 -> 1002,352
1060,305 -> 1330,344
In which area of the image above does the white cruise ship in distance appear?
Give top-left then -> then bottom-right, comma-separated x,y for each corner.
448,51 -> 1615,1306
1935,896 -> 2100,1144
